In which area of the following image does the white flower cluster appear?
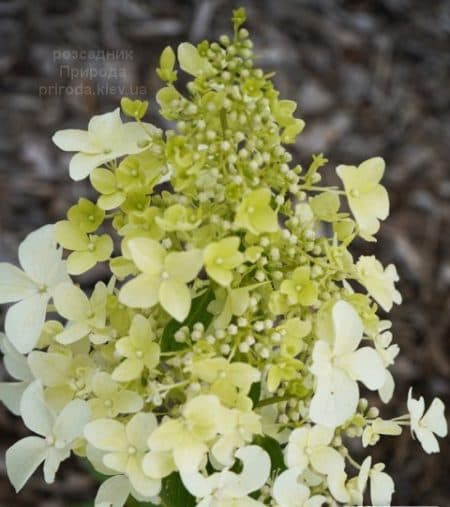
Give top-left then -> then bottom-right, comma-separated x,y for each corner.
0,8 -> 447,507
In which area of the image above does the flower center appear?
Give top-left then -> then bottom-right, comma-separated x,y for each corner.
38,284 -> 48,294
54,439 -> 66,449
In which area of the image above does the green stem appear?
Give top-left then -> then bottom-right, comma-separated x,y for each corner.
345,452 -> 361,471
255,394 -> 292,408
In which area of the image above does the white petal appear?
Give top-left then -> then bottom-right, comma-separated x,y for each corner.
127,456 -> 161,498
54,399 -> 91,444
0,381 -> 29,415
211,433 -> 243,467
20,380 -> 54,436
53,283 -> 90,321
272,468 -> 310,507
285,428 -> 309,470
0,263 -> 37,303
126,412 -> 157,451
127,238 -> 165,275
415,427 -> 440,454
304,496 -> 327,507
342,347 -> 386,390
95,475 -> 131,507
173,441 -> 207,473
28,351 -> 71,386
122,122 -> 156,154
358,456 -> 372,495
177,42 -> 213,77
326,469 -> 349,504
180,470 -> 213,498
0,335 -> 32,380
359,157 -> 385,184
310,447 -> 345,477
142,451 -> 175,479
165,249 -> 203,283
43,446 -> 68,483
147,419 -> 183,452
18,225 -> 63,286
46,259 -> 70,290
407,388 -> 424,422
56,321 -> 91,345
379,370 -> 395,403
6,436 -> 48,492
5,294 -> 49,353
370,470 -> 394,506
119,274 -> 160,309
332,300 -> 363,356
159,279 -> 191,322
88,108 -> 123,147
309,368 -> 359,428
69,152 -> 114,181
52,129 -> 93,152
307,425 -> 334,448
228,446 -> 271,496
226,499 -> 264,507
84,419 -> 128,452
422,398 -> 447,437
103,452 -> 128,474
310,340 -> 333,378
86,443 -> 115,476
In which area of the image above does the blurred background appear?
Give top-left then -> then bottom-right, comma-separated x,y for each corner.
0,0 -> 449,505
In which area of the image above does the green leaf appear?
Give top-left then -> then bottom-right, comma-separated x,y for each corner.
161,287 -> 214,352
126,498 -> 158,507
160,472 -> 196,507
248,381 -> 261,407
253,435 -> 286,474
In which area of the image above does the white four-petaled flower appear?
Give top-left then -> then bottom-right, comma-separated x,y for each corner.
0,225 -> 70,353
84,413 -> 162,498
407,388 -> 447,453
52,108 -> 160,180
181,445 -> 270,507
6,380 -> 90,491
272,467 -> 327,507
309,300 -> 386,428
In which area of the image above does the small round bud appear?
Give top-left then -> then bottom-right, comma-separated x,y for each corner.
239,343 -> 250,353
220,344 -> 231,355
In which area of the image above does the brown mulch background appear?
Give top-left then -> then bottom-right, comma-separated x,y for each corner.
0,0 -> 449,505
